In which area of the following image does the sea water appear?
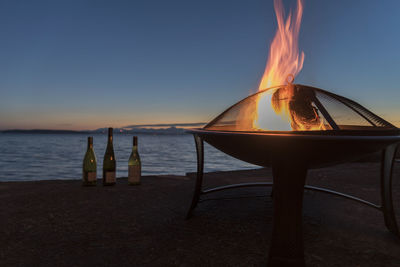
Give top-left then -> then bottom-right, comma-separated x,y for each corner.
0,133 -> 258,181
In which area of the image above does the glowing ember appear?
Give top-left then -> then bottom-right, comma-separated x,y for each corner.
236,0 -> 327,131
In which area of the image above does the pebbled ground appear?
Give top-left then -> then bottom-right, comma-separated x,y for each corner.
1,162 -> 400,266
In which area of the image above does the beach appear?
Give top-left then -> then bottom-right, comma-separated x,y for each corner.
1,162 -> 400,266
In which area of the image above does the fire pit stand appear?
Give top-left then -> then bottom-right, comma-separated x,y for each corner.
186,133 -> 399,266
185,84 -> 400,265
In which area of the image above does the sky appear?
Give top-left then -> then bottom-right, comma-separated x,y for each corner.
1,0 -> 400,130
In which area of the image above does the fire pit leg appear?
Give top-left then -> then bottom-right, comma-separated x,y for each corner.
268,160 -> 307,267
381,144 -> 399,237
186,134 -> 204,219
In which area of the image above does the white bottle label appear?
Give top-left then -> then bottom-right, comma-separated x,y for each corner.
87,172 -> 96,182
128,165 -> 141,184
105,171 -> 116,183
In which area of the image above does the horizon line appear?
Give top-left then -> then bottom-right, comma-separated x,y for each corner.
0,122 -> 208,132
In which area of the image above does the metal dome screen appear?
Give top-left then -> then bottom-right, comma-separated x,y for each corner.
204,84 -> 396,133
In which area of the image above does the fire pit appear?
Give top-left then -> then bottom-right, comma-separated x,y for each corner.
184,0 -> 400,264
186,83 -> 400,266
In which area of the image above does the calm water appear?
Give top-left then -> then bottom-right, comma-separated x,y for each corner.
0,133 -> 258,181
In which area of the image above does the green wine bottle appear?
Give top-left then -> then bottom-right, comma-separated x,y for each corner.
103,128 -> 116,186
82,136 -> 97,186
128,136 -> 141,185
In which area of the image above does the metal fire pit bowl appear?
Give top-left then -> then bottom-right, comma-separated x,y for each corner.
185,84 -> 400,266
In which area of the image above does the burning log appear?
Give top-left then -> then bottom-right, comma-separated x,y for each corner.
271,83 -> 326,131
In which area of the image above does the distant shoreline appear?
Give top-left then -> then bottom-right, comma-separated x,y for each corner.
1,129 -> 89,134
1,129 -> 189,135
0,123 -> 206,135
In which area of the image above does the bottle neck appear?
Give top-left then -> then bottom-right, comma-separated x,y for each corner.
107,130 -> 113,145
87,137 -> 93,150
132,136 -> 138,152
107,128 -> 113,146
106,137 -> 113,151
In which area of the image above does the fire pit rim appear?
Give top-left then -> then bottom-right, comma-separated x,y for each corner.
186,128 -> 400,139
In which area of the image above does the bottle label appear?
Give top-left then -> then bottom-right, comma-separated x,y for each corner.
105,171 -> 116,183
87,172 -> 96,182
128,165 -> 141,184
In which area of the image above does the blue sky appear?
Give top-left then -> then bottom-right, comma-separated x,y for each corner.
1,0 -> 399,130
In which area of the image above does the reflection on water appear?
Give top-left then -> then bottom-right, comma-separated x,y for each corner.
0,133 -> 258,181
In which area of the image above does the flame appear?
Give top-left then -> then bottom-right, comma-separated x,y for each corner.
258,0 -> 304,90
239,0 -> 326,131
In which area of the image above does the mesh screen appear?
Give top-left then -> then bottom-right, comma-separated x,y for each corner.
315,91 -> 373,128
205,84 -> 395,132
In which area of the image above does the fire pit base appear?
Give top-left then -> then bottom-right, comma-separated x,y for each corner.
268,158 -> 307,266
186,133 -> 400,265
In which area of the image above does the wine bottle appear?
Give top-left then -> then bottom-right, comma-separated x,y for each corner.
82,136 -> 97,186
103,128 -> 116,186
128,136 -> 141,185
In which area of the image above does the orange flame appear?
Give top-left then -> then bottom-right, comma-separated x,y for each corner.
249,0 -> 307,131
235,0 -> 327,131
258,0 -> 304,90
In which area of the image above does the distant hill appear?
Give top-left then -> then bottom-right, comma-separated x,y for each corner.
93,126 -> 189,135
93,122 -> 207,135
1,122 -> 206,135
123,122 -> 206,128
1,129 -> 87,134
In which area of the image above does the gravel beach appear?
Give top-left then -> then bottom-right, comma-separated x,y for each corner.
1,162 -> 400,266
